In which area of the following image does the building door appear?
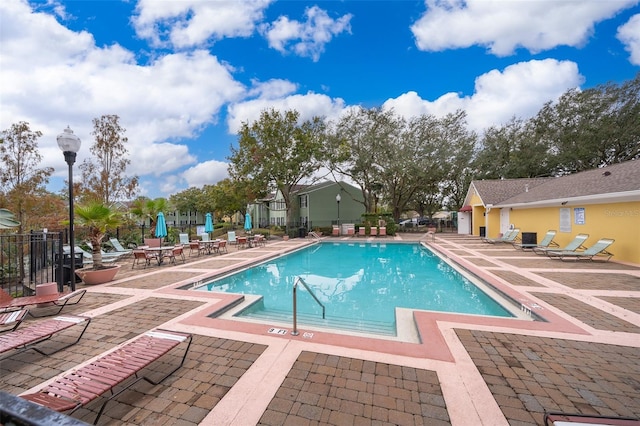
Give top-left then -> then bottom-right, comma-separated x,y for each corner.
499,208 -> 511,235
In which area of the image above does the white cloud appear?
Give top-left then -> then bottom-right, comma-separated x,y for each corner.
411,0 -> 637,56
132,0 -> 273,48
182,159 -> 230,189
617,13 -> 640,65
0,0 -> 244,183
261,5 -> 352,61
383,59 -> 584,133
226,91 -> 346,134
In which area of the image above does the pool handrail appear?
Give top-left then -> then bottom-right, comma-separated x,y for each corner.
291,276 -> 325,336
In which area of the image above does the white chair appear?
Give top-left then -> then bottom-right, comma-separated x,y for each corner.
179,233 -> 190,245
200,233 -> 210,242
227,231 -> 237,245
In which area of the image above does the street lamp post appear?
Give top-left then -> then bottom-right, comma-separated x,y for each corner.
57,126 -> 81,291
336,193 -> 341,234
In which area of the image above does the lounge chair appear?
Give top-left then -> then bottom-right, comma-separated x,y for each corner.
482,228 -> 520,244
379,227 -> 386,237
1,288 -> 87,318
83,242 -> 127,259
21,329 -> 192,425
200,233 -> 211,242
513,230 -> 558,250
70,245 -> 121,263
332,226 -> 340,236
533,233 -> 589,256
108,238 -> 133,256
178,233 -> 190,245
358,227 -> 366,237
0,308 -> 28,333
370,227 -> 377,237
0,314 -> 91,358
544,411 -> 639,425
546,238 -> 615,261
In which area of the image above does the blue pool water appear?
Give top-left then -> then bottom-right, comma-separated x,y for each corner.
195,242 -> 513,332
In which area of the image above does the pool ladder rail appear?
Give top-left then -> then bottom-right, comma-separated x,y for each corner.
292,276 -> 325,336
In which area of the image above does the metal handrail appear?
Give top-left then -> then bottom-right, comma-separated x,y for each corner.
292,276 -> 325,336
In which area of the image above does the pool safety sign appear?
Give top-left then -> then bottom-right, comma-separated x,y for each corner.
268,328 -> 287,335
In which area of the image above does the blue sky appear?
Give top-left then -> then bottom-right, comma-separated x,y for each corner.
1,0 -> 639,199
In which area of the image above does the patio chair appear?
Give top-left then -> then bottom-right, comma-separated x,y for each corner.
227,231 -> 237,245
482,228 -> 520,244
131,249 -> 156,269
379,227 -> 386,237
188,241 -> 202,257
370,227 -> 377,237
358,227 -> 366,237
143,238 -> 162,248
72,245 -> 120,263
0,314 -> 91,359
513,230 -> 558,250
179,233 -> 190,245
163,245 -> 185,264
546,238 -> 615,262
217,240 -> 228,253
200,233 -> 211,242
533,233 -> 589,255
332,226 -> 340,236
20,329 -> 192,425
0,308 -> 28,333
1,288 -> 87,318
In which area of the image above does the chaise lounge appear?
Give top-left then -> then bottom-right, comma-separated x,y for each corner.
20,329 -> 192,425
0,314 -> 91,359
533,233 -> 589,256
1,288 -> 87,317
513,230 -> 558,251
546,238 -> 615,262
482,228 -> 520,244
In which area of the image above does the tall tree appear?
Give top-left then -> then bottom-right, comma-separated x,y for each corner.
0,122 -> 53,232
228,109 -> 326,229
79,114 -> 139,204
326,107 -> 399,213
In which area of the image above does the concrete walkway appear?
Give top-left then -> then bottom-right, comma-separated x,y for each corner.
1,233 -> 638,425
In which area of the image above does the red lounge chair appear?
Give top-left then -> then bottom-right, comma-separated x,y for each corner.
0,308 -> 29,333
21,329 -> 192,425
358,227 -> 366,237
0,288 -> 86,318
544,412 -> 639,425
0,314 -> 90,358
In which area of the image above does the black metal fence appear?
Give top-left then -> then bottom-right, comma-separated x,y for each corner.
0,231 -> 69,296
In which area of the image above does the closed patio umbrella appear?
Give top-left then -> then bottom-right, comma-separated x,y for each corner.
204,212 -> 214,237
155,212 -> 167,245
244,212 -> 252,234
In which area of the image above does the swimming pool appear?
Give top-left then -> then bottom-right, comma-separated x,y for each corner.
194,242 -> 516,335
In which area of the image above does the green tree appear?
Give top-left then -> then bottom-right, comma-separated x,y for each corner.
0,122 -> 53,232
74,201 -> 123,269
129,197 -> 168,237
326,107 -> 399,214
229,109 -> 326,230
79,114 -> 139,203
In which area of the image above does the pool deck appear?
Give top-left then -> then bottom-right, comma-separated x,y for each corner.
1,233 -> 639,425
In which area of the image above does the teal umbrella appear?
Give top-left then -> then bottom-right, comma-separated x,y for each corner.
155,212 -> 167,245
204,212 -> 214,236
244,212 -> 252,234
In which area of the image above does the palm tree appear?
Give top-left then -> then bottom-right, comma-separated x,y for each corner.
74,201 -> 122,269
130,197 -> 168,237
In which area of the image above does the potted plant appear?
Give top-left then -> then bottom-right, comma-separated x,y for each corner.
73,201 -> 123,285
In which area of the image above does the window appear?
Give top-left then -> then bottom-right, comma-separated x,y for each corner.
300,195 -> 308,208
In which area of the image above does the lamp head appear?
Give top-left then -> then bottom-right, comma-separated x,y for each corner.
336,193 -> 341,203
56,126 -> 81,153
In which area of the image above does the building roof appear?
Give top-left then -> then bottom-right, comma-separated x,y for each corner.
466,160 -> 640,209
469,178 -> 551,206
